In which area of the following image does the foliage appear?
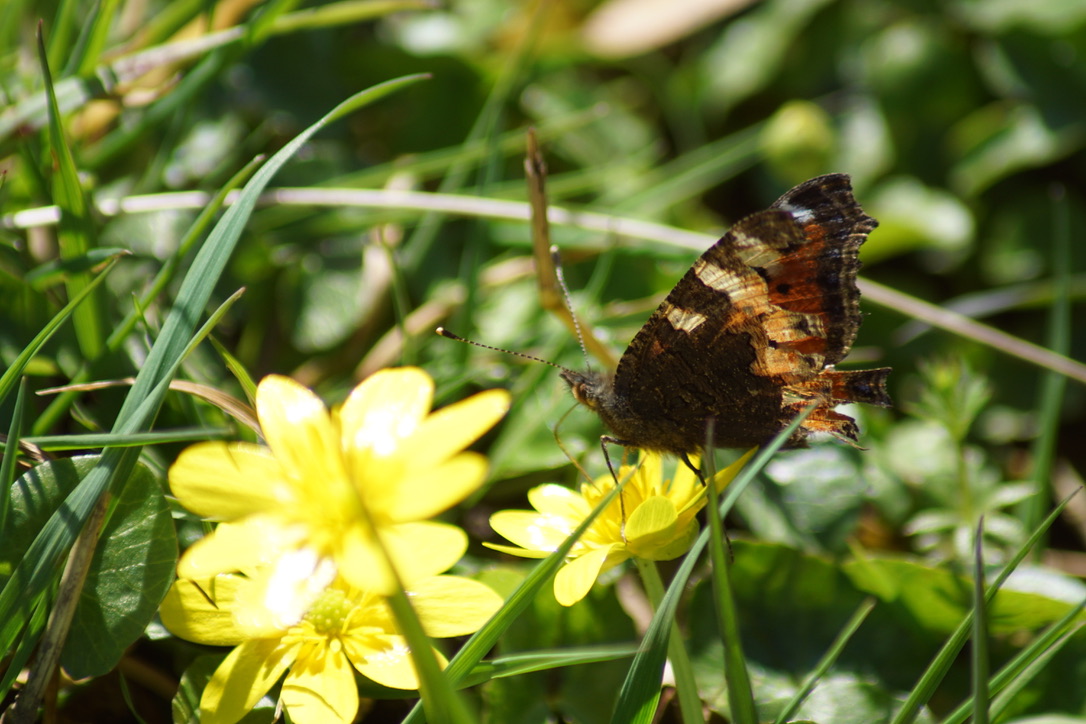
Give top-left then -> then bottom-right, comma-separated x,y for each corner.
1,0 -> 1085,722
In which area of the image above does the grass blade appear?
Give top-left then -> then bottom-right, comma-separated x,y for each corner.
773,598 -> 878,724
0,256 -> 122,407
941,600 -> 1086,724
31,156 -> 263,436
38,23 -> 105,360
970,520 -> 990,724
0,379 -> 29,536
888,492 -> 1075,724
611,407 -> 815,724
1021,184 -> 1071,534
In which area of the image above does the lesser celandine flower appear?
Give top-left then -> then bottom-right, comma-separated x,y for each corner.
168,368 -> 510,593
488,449 -> 755,606
160,549 -> 502,724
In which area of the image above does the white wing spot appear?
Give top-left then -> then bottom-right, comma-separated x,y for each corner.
664,303 -> 707,332
693,258 -> 734,292
778,201 -> 815,224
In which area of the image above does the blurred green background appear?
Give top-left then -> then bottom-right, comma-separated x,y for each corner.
2,0 -> 1086,721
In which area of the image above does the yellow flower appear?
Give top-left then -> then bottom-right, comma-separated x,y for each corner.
160,550 -> 502,724
488,450 -> 754,606
169,368 -> 510,593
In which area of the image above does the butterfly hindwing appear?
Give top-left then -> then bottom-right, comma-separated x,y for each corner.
563,173 -> 891,454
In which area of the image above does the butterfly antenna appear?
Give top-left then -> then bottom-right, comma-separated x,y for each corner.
550,245 -> 593,370
436,327 -> 577,375
553,405 -> 596,485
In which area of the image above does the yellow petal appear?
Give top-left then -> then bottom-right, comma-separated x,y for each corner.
625,496 -> 679,553
489,510 -> 573,552
281,644 -> 359,724
169,442 -> 287,519
256,375 -> 347,489
403,388 -> 510,470
527,484 -> 591,518
675,447 -> 757,516
200,638 -> 297,724
554,546 -> 617,606
339,367 -> 433,459
383,522 -> 467,582
159,577 -> 247,646
349,637 -> 448,690
176,518 -> 300,580
481,542 -> 551,558
336,522 -> 467,593
233,549 -> 337,636
667,454 -> 700,502
334,530 -> 393,595
635,452 -> 664,495
640,519 -> 699,562
372,452 -> 488,522
409,576 -> 503,637
713,447 -> 758,492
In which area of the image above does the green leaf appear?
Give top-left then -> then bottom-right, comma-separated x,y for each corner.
778,675 -> 936,724
773,599 -> 879,724
865,177 -> 975,263
1,453 -> 176,681
703,0 -> 836,110
736,446 -> 865,554
171,654 -> 219,724
954,0 -> 1086,35
61,460 -> 178,678
0,456 -> 97,575
843,556 -> 1085,634
687,542 -> 939,722
949,105 -> 1084,197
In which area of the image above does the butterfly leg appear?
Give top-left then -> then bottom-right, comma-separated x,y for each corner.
600,435 -> 636,542
679,452 -> 707,486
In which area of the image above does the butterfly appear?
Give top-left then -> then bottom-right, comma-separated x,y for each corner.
558,174 -> 891,466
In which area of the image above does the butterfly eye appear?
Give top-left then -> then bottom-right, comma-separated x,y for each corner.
573,382 -> 598,409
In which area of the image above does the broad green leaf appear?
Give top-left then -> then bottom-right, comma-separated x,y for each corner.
844,556 -> 1085,634
61,460 -> 178,678
0,453 -> 175,681
1,457 -> 100,575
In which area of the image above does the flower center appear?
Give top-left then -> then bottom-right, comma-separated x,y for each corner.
305,588 -> 354,635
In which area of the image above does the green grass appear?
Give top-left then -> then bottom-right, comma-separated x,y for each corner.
2,0 -> 1085,722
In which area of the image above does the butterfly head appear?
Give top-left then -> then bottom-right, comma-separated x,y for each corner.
560,369 -> 614,413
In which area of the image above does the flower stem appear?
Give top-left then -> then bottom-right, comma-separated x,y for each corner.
634,557 -> 705,723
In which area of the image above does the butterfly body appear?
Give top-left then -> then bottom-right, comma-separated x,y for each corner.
562,173 -> 892,454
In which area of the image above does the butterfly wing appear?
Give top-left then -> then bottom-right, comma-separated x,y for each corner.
765,173 -> 877,365
607,174 -> 886,451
